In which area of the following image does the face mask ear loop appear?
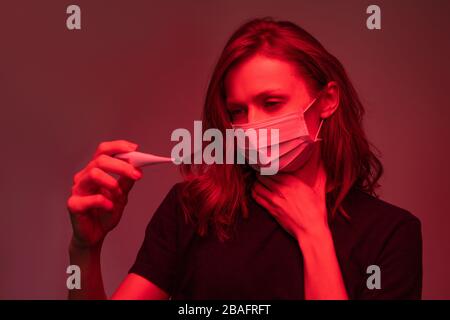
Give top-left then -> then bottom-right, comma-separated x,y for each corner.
314,118 -> 324,142
303,97 -> 317,114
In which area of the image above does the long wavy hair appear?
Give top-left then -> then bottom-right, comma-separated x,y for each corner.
180,17 -> 383,242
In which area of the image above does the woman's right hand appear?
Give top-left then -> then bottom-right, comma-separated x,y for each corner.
67,140 -> 143,249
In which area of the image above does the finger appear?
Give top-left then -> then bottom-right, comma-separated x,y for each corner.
90,154 -> 142,180
258,175 -> 278,191
73,170 -> 84,185
99,187 -> 115,202
94,140 -> 138,158
265,172 -> 298,186
253,182 -> 274,203
76,167 -> 123,197
257,176 -> 285,198
67,194 -> 113,214
269,173 -> 314,196
118,175 -> 136,194
99,186 -> 129,210
252,186 -> 275,212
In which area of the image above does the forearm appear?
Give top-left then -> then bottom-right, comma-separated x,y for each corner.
68,237 -> 107,300
297,228 -> 348,300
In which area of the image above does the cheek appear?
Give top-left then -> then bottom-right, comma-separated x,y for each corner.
304,109 -> 321,138
280,103 -> 302,115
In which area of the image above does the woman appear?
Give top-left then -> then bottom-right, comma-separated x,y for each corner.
67,17 -> 422,300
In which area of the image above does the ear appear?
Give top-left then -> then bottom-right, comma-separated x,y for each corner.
319,81 -> 340,119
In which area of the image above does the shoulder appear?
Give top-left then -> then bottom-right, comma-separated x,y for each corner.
143,181 -> 189,233
154,181 -> 188,215
164,181 -> 186,201
338,188 -> 423,299
344,187 -> 421,227
152,181 -> 196,242
340,188 -> 422,248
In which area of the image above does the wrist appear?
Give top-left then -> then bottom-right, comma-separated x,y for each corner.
296,224 -> 333,251
69,236 -> 103,256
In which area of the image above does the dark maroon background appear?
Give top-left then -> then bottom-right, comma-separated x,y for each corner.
0,0 -> 449,299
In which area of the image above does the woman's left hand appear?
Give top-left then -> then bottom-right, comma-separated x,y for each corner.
251,165 -> 329,241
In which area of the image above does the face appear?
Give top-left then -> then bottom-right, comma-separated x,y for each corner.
224,54 -> 321,137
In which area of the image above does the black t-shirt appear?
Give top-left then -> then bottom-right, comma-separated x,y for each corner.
128,183 -> 422,299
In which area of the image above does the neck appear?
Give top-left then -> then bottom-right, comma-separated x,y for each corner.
292,144 -> 325,191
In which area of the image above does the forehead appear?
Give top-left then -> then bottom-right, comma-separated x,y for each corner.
224,54 -> 307,101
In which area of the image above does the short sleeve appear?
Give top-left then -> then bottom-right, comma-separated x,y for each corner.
358,217 -> 423,300
128,184 -> 181,295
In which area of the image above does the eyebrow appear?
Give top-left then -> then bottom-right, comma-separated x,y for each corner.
226,89 -> 289,105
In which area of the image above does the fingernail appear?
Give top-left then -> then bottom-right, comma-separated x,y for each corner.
128,143 -> 138,149
133,170 -> 142,179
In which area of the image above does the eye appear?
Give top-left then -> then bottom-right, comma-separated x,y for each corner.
263,100 -> 282,108
228,107 -> 246,122
229,108 -> 244,116
230,108 -> 243,114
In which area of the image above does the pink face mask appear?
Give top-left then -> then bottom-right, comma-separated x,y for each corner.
232,96 -> 323,174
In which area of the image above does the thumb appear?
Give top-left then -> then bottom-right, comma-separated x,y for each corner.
118,176 -> 136,194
